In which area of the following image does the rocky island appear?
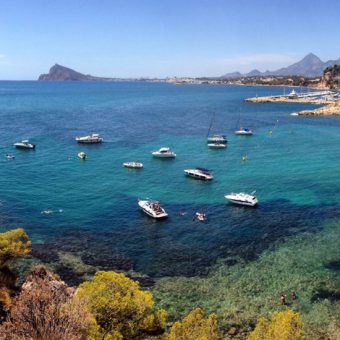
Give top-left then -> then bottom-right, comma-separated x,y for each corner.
38,64 -> 114,81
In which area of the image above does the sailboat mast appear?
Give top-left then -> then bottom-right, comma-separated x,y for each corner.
207,112 -> 215,137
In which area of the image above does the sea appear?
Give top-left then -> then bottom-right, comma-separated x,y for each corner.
0,81 -> 339,282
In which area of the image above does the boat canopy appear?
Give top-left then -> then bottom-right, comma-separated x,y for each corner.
196,167 -> 211,173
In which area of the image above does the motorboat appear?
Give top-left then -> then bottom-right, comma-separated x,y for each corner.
138,199 -> 168,219
207,134 -> 227,143
78,152 -> 87,160
152,147 -> 176,158
208,143 -> 226,149
184,167 -> 213,181
123,161 -> 143,168
195,212 -> 207,221
5,154 -> 15,160
224,191 -> 258,207
14,140 -> 35,149
75,133 -> 103,144
235,127 -> 253,135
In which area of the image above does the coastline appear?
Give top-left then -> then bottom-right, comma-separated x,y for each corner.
244,93 -> 340,116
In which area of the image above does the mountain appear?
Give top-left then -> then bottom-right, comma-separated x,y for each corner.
38,64 -> 112,81
220,71 -> 242,79
220,53 -> 340,79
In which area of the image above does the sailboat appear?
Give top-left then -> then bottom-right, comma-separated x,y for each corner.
206,113 -> 227,145
234,111 -> 253,135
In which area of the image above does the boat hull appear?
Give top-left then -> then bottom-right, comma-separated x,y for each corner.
225,196 -> 258,207
14,144 -> 35,149
184,170 -> 213,181
152,153 -> 176,158
208,143 -> 226,148
123,162 -> 143,168
235,131 -> 253,136
76,139 -> 102,144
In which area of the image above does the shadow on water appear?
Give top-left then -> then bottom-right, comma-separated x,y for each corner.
28,198 -> 340,284
311,289 -> 340,303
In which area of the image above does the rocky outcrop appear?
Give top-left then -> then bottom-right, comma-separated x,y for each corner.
297,101 -> 340,116
38,64 -> 112,81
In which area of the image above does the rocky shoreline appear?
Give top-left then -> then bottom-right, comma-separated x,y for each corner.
245,93 -> 340,116
295,101 -> 340,116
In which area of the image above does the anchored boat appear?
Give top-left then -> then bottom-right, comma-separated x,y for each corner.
224,191 -> 258,207
75,133 -> 103,144
184,167 -> 213,181
152,147 -> 176,158
235,127 -> 253,135
14,140 -> 35,149
138,199 -> 168,219
123,161 -> 143,168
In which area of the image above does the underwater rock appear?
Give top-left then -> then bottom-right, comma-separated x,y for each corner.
31,244 -> 59,263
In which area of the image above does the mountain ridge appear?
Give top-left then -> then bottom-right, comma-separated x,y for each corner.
221,53 -> 340,79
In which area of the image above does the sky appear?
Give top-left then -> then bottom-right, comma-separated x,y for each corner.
0,0 -> 340,80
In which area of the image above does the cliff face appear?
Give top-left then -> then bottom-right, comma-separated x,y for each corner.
38,64 -> 110,81
313,65 -> 340,89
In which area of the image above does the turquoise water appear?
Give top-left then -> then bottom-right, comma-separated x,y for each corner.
0,81 -> 339,280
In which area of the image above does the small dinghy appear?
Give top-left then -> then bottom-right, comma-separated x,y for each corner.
123,161 -> 143,168
195,212 -> 206,221
5,154 -> 15,160
78,152 -> 87,160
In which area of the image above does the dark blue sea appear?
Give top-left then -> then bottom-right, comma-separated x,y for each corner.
1,81 -> 339,281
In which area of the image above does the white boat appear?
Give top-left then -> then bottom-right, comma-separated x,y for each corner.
123,161 -> 143,168
208,143 -> 226,149
184,167 -> 213,181
288,89 -> 298,98
235,127 -> 253,135
206,134 -> 227,143
78,152 -> 87,159
14,140 -> 35,149
224,191 -> 258,207
152,147 -> 176,158
5,154 -> 15,159
138,199 -> 168,219
75,133 -> 103,144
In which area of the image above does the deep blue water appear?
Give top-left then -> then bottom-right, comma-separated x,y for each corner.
0,81 -> 339,279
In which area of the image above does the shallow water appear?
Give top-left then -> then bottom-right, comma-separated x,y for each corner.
0,81 -> 339,279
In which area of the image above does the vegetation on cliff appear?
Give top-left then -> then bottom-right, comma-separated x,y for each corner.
1,227 -> 339,339
248,309 -> 303,340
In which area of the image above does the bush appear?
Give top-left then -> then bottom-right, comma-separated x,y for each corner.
76,271 -> 167,339
248,309 -> 303,340
165,307 -> 219,340
0,228 -> 30,266
0,266 -> 93,340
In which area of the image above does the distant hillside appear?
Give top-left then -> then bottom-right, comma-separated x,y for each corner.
221,53 -> 340,79
38,64 -> 113,81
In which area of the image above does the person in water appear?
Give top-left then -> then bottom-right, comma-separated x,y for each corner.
280,294 -> 286,305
